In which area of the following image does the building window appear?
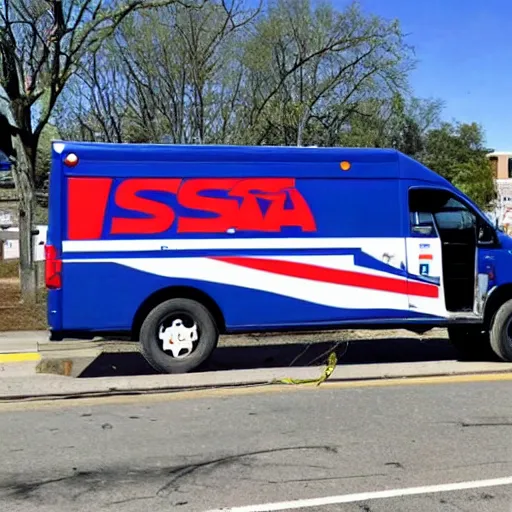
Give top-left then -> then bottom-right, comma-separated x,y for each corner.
490,157 -> 498,178
509,158 -> 512,178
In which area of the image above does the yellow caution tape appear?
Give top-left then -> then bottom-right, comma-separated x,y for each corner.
273,352 -> 338,386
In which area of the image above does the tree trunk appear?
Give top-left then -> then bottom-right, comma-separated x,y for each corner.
10,134 -> 37,304
18,198 -> 36,304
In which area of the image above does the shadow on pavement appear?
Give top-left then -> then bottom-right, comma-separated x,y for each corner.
79,336 -> 458,378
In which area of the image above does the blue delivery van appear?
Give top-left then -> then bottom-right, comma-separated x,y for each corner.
46,142 -> 512,373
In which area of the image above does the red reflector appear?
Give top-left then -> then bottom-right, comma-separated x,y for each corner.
64,153 -> 79,167
45,244 -> 62,289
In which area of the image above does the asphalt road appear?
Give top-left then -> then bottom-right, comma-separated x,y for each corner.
0,379 -> 511,512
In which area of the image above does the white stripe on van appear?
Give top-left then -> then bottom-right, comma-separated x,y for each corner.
62,237 -> 406,253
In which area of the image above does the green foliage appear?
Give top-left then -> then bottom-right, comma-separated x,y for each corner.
35,124 -> 60,188
338,94 -> 442,162
451,160 -> 496,209
421,122 -> 496,209
240,0 -> 413,146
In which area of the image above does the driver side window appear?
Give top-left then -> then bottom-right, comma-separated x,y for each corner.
409,189 -> 496,245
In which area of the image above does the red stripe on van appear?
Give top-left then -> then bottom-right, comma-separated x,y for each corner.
212,257 -> 439,298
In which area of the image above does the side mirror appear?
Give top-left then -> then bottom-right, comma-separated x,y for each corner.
478,220 -> 498,246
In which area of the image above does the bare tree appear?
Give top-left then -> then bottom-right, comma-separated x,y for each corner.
57,47 -> 132,142
240,0 -> 413,146
116,0 -> 259,144
60,0 -> 260,145
55,0 -> 415,152
0,0 -> 199,302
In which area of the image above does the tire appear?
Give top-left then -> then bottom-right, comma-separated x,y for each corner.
447,325 -> 494,361
139,298 -> 219,374
49,331 -> 63,341
490,299 -> 512,362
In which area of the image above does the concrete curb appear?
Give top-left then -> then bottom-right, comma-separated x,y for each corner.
1,360 -> 512,402
35,340 -> 106,377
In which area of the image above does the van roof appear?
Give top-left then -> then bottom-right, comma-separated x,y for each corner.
52,141 -> 450,185
54,141 -> 399,161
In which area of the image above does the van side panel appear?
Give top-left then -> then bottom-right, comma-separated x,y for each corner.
57,175 -> 443,332
48,144 -> 450,336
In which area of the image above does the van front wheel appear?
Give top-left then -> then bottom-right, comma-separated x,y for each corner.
447,326 -> 494,361
490,299 -> 512,362
139,298 -> 219,374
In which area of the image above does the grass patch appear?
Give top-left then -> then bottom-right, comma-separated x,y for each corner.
0,259 -> 19,279
0,278 -> 47,331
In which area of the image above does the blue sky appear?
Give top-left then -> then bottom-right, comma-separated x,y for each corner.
349,0 -> 510,151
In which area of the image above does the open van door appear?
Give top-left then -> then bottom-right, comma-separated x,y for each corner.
407,187 -> 496,320
406,203 -> 447,318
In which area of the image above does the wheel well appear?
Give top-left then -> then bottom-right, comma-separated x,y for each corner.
131,286 -> 226,340
484,284 -> 512,329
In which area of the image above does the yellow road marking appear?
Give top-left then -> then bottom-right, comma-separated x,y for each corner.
0,371 -> 511,412
0,353 -> 41,363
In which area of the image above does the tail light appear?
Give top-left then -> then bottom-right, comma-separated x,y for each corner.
45,244 -> 62,289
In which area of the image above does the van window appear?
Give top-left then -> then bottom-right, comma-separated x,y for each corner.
409,188 -> 495,244
433,197 -> 476,231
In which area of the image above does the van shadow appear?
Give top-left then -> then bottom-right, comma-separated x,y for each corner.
78,336 -> 458,378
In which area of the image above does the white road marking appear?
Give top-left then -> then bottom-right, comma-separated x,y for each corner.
205,476 -> 512,512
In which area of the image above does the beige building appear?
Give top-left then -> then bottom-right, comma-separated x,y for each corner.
488,151 -> 512,179
488,152 -> 512,232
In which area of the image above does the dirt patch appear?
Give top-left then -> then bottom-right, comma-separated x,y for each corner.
0,259 -> 20,279
0,278 -> 47,331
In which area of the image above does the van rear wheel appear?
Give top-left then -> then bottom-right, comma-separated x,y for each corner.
139,298 -> 219,374
490,299 -> 512,362
447,326 -> 494,361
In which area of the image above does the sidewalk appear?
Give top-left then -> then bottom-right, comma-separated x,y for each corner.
1,360 -> 512,402
0,330 -> 49,363
0,330 -> 49,353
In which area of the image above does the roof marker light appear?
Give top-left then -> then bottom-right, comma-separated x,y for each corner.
64,153 -> 79,167
340,161 -> 351,171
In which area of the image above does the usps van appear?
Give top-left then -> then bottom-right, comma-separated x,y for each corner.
46,142 -> 512,373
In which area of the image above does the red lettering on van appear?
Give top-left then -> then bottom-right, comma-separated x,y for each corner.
177,179 -> 240,233
229,179 -> 317,233
177,178 -> 317,233
66,177 -> 317,239
68,177 -> 113,240
110,178 -> 181,235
